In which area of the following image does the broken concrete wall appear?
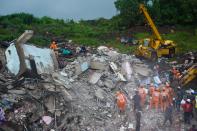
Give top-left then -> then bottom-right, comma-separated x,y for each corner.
5,43 -> 58,75
5,44 -> 20,75
15,30 -> 33,77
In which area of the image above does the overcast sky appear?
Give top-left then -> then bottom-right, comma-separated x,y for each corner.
0,0 -> 117,20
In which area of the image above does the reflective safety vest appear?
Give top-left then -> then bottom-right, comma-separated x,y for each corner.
195,95 -> 197,108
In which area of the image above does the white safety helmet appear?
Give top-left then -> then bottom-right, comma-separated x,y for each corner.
186,99 -> 191,102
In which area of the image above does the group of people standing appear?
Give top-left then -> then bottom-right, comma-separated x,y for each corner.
115,81 -> 197,130
134,82 -> 174,112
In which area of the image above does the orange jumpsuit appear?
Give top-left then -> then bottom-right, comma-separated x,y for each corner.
150,90 -> 160,110
149,85 -> 155,96
50,42 -> 58,50
160,90 -> 168,112
175,72 -> 181,79
50,42 -> 58,56
172,68 -> 181,80
116,92 -> 127,112
172,68 -> 178,77
138,87 -> 147,107
165,86 -> 174,106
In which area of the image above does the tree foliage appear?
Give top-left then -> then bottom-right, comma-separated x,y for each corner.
0,13 -> 115,46
114,0 -> 148,28
114,0 -> 197,28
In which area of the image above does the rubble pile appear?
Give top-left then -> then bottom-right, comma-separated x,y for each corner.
0,45 -> 195,131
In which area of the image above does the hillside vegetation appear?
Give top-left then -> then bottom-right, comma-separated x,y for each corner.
0,13 -> 197,54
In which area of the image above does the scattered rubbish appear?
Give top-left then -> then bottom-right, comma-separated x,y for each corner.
75,61 -> 89,75
128,123 -> 134,129
90,61 -> 106,70
42,116 -> 53,125
104,79 -> 114,89
141,77 -> 151,85
133,64 -> 152,77
0,108 -> 5,124
120,125 -> 125,131
0,34 -> 195,130
89,72 -> 102,84
8,89 -> 26,95
95,88 -> 106,101
0,98 -> 13,110
121,61 -> 133,80
153,76 -> 162,85
110,62 -> 127,81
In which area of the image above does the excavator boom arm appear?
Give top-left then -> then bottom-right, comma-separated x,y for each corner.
139,4 -> 162,41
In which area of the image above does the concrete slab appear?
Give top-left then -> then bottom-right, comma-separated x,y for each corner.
75,62 -> 89,75
90,61 -> 106,70
133,65 -> 151,77
89,72 -> 102,84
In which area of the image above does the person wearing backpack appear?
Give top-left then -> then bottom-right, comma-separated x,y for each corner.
181,99 -> 193,124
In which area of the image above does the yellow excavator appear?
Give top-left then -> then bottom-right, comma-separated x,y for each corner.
135,4 -> 176,61
180,64 -> 197,86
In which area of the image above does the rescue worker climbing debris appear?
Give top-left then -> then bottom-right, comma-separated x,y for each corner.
50,41 -> 58,56
50,41 -> 58,50
116,91 -> 127,113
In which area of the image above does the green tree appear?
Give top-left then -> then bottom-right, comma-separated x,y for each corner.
114,0 -> 197,27
114,0 -> 149,28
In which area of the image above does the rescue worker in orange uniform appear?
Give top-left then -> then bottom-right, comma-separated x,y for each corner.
171,67 -> 178,79
116,91 -> 127,112
165,82 -> 174,106
172,67 -> 178,74
150,88 -> 160,111
138,85 -> 147,108
149,83 -> 155,96
175,72 -> 182,79
50,41 -> 58,56
160,87 -> 168,112
50,41 -> 58,50
172,67 -> 181,80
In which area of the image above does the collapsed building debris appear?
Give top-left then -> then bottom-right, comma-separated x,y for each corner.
0,43 -> 158,130
5,30 -> 58,77
0,31 -> 196,130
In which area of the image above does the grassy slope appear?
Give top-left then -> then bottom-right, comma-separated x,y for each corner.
0,14 -> 197,54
